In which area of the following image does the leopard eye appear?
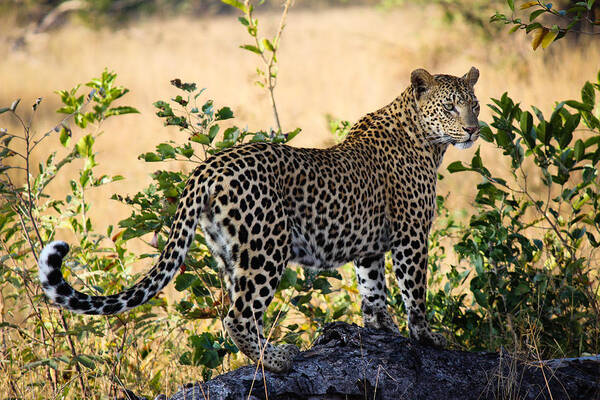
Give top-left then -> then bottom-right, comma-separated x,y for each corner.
443,103 -> 455,112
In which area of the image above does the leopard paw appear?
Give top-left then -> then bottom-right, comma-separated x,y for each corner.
261,343 -> 300,373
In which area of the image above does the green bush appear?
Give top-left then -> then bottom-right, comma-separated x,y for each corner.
0,70 -> 162,398
427,73 -> 600,357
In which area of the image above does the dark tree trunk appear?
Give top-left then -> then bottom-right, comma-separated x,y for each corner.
156,322 -> 600,400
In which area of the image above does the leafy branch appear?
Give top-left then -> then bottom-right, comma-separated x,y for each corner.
492,0 -> 599,50
222,0 -> 293,133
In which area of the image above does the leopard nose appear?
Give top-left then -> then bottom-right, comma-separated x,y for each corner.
463,126 -> 479,135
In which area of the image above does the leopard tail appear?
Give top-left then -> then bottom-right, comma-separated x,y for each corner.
38,175 -> 206,315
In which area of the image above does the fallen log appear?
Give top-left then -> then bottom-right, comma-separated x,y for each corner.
155,322 -> 599,400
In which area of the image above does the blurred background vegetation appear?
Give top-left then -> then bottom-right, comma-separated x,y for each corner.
1,0 -> 599,399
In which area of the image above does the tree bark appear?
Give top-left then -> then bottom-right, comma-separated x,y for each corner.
160,322 -> 600,400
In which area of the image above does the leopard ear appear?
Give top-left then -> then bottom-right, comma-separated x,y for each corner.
411,68 -> 435,100
462,66 -> 479,87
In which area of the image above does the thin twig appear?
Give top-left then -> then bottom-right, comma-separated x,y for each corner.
243,0 -> 293,133
109,320 -> 129,399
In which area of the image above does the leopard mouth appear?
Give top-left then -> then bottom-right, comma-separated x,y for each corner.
451,131 -> 479,150
453,140 -> 475,149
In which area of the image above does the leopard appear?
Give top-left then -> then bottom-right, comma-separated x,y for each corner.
39,67 -> 480,373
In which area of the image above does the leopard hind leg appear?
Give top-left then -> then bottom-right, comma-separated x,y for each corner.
199,204 -> 299,373
221,246 -> 299,373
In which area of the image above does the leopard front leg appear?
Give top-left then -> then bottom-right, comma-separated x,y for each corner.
354,255 -> 399,333
392,242 -> 446,347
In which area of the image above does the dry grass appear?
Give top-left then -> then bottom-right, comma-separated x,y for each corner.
1,5 -> 599,241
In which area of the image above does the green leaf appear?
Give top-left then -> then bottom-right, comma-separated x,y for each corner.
586,231 -> 599,247
525,22 -> 543,33
0,107 -> 9,114
75,355 -> 96,369
279,268 -> 297,290
156,143 -> 176,159
165,116 -> 188,128
582,165 -> 596,183
215,107 -> 234,121
240,44 -> 263,55
588,0 -> 596,10
574,139 -> 585,161
140,152 -> 161,162
472,288 -> 488,308
514,282 -> 530,296
520,111 -> 535,148
286,128 -> 301,142
75,134 -> 94,158
221,0 -> 247,12
105,106 -> 140,117
312,277 -> 332,294
154,100 -> 175,117
567,5 -> 588,12
222,127 -> 240,141
79,169 -> 92,187
571,227 -> 586,239
479,124 -> 494,142
563,113 -> 581,136
531,105 -> 545,121
447,161 -> 470,173
262,38 -> 275,52
581,81 -> 595,106
59,125 -> 71,147
178,144 -> 194,158
208,125 -> 219,141
191,134 -> 211,145
565,100 -> 593,112
529,9 -> 546,21
170,79 -> 197,92
175,273 -> 197,291
202,100 -> 214,115
471,149 -> 483,169
495,129 -> 512,148
507,0 -> 515,11
173,95 -> 188,106
536,120 -> 547,145
238,16 -> 249,26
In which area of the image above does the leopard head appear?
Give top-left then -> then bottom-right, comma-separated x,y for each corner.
411,67 -> 480,149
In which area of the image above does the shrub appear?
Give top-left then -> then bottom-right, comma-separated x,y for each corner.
427,72 -> 600,358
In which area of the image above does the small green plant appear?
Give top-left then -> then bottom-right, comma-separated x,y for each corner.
221,0 -> 293,133
0,70 -> 154,398
326,115 -> 353,144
